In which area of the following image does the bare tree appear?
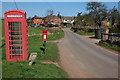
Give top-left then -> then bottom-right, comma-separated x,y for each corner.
47,9 -> 54,15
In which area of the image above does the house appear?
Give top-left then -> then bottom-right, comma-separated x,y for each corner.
32,15 -> 43,26
101,19 -> 107,26
44,14 -> 61,27
62,17 -> 75,24
101,17 -> 110,27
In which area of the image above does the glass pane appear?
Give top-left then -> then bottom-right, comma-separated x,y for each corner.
8,22 -> 12,26
9,41 -> 22,45
10,51 -> 22,54
10,46 -> 22,49
9,32 -> 22,35
8,22 -> 21,27
9,27 -> 21,31
10,36 -> 22,40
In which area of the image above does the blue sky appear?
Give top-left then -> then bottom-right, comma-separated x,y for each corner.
2,2 -> 119,18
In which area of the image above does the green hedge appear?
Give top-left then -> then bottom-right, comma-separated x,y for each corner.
109,27 -> 120,33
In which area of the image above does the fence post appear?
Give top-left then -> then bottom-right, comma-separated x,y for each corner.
101,33 -> 106,41
111,33 -> 113,44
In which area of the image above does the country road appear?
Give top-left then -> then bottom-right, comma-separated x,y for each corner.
58,28 -> 118,78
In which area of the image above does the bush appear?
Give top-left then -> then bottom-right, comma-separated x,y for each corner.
109,27 -> 120,33
48,27 -> 61,34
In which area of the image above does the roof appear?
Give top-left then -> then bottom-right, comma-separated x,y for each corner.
45,14 -> 59,19
4,9 -> 26,14
33,15 -> 42,19
63,17 -> 74,20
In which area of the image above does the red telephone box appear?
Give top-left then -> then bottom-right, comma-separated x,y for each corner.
4,10 -> 28,61
42,29 -> 48,41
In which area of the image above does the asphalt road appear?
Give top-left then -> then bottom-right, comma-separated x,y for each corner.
58,28 -> 118,78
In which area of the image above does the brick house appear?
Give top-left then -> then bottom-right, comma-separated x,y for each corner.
44,14 -> 61,26
32,16 -> 43,26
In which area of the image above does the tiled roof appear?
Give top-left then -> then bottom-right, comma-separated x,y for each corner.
45,14 -> 59,19
63,17 -> 74,20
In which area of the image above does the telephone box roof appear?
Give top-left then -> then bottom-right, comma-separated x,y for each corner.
5,9 -> 26,14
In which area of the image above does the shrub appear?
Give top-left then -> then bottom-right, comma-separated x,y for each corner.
48,27 -> 61,34
109,27 -> 120,33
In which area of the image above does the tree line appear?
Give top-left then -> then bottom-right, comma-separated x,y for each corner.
75,2 -> 120,30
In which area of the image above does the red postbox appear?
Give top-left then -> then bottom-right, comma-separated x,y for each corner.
42,29 -> 48,41
4,10 -> 28,61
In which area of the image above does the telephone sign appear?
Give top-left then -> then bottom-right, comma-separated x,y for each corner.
42,29 -> 48,41
7,15 -> 22,17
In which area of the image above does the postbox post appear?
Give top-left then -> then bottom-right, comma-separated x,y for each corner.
42,29 -> 48,54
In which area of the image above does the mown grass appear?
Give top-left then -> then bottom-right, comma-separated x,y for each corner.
97,43 -> 120,53
48,30 -> 64,40
28,27 -> 46,35
76,31 -> 94,35
2,36 -> 68,78
2,26 -> 68,78
28,27 -> 64,41
0,20 -> 4,38
0,20 -> 2,38
28,36 -> 59,62
0,19 -> 3,79
2,60 -> 67,78
70,29 -> 94,35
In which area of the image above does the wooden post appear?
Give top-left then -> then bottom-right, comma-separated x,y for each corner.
43,41 -> 46,54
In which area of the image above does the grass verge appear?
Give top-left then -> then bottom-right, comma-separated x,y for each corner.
2,60 -> 67,78
76,31 -> 94,35
28,36 -> 59,62
96,43 -> 120,53
28,27 -> 45,35
1,20 -> 4,38
2,27 -> 67,78
48,30 -> 64,40
70,29 -> 94,35
28,27 -> 65,41
2,35 -> 68,78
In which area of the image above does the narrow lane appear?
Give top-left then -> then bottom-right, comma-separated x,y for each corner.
58,28 -> 118,78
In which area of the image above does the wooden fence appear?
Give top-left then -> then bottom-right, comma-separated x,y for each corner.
101,33 -> 120,46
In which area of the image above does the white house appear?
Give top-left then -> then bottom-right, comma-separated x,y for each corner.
62,17 -> 75,24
